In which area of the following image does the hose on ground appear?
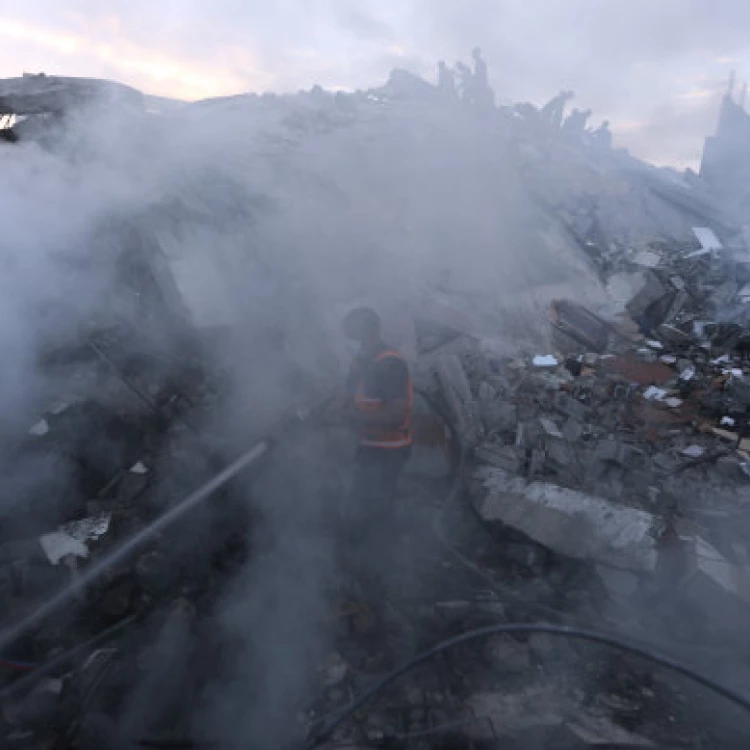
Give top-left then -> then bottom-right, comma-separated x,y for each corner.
304,622 -> 750,749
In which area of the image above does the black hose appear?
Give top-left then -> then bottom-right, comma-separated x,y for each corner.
305,623 -> 750,749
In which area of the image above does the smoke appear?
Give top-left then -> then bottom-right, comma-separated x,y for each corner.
0,72 -> 610,745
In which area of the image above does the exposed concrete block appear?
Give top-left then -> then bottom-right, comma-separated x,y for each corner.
472,468 -> 661,571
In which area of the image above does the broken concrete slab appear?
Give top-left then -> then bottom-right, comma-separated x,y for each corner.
472,467 -> 662,571
549,300 -> 612,353
626,271 -> 668,321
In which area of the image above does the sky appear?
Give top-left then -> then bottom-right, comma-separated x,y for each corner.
1,1 -> 748,168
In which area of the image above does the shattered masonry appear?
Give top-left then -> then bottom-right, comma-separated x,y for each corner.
3,63 -> 750,749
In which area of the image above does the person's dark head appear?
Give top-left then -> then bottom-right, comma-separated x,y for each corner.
343,307 -> 382,348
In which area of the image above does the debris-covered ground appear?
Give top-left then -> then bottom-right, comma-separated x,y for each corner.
3,62 -> 750,749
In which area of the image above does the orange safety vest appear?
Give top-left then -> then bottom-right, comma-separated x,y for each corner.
351,349 -> 413,449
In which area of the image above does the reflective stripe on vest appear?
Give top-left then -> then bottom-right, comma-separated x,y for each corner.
352,349 -> 413,449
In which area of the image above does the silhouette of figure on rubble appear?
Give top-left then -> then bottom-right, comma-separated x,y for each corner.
437,60 -> 457,99
471,47 -> 495,111
563,108 -> 592,138
455,61 -> 474,104
541,90 -> 575,129
591,120 -> 612,149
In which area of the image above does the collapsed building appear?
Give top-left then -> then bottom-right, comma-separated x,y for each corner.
2,67 -> 750,749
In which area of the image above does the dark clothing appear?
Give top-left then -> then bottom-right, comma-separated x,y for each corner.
352,445 -> 411,507
347,445 -> 411,600
346,346 -> 409,403
346,343 -> 411,489
344,344 -> 412,599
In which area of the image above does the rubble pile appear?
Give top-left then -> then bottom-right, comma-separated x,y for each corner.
425,258 -> 750,643
4,62 -> 750,750
0,242 -> 262,747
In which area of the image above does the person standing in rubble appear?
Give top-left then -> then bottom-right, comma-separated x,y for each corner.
437,60 -> 457,99
471,47 -> 495,111
541,90 -> 575,129
591,120 -> 613,149
338,307 -> 413,596
455,61 -> 474,105
563,107 -> 592,134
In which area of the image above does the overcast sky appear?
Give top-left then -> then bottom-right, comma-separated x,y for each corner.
1,1 -> 747,168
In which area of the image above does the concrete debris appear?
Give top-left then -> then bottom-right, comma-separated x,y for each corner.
681,445 -> 706,458
447,240 -> 750,635
566,713 -> 655,746
549,300 -> 612,353
466,688 -> 565,739
533,355 -> 560,368
28,420 -> 50,437
644,386 -> 668,401
39,531 -> 89,565
632,250 -> 661,268
692,226 -> 723,252
4,61 -> 750,750
473,468 -> 660,571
